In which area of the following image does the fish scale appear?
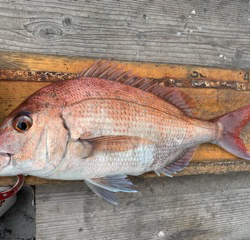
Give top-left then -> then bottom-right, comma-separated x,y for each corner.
56,91 -> 217,179
63,98 -> 187,141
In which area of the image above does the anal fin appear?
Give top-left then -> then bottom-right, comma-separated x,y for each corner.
155,146 -> 198,177
84,174 -> 137,205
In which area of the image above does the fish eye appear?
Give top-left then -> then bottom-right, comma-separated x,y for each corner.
13,115 -> 33,132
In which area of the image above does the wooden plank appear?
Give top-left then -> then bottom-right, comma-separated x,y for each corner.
1,56 -> 250,185
1,52 -> 250,85
0,1 -> 249,69
0,186 -> 35,239
36,174 -> 250,240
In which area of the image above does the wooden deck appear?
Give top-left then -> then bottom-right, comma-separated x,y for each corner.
0,0 -> 250,239
0,0 -> 249,69
36,173 -> 250,240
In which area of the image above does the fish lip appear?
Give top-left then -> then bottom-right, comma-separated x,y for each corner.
0,149 -> 15,155
0,152 -> 12,161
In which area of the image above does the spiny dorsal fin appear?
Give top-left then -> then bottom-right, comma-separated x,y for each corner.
155,146 -> 198,177
78,60 -> 194,116
152,87 -> 194,116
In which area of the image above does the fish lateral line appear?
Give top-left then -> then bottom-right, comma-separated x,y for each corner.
65,96 -> 216,131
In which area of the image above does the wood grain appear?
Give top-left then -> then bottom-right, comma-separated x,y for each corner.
0,1 -> 249,68
1,52 -> 250,83
36,174 -> 250,240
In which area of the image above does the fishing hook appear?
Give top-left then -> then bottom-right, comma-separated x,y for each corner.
0,175 -> 25,206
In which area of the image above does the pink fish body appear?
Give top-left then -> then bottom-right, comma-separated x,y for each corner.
0,61 -> 250,204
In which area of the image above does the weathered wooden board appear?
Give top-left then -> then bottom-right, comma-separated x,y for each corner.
0,186 -> 35,239
0,0 -> 249,69
1,52 -> 250,84
36,174 -> 250,240
1,56 -> 250,185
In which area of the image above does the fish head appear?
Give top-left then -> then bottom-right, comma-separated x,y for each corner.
0,90 -> 68,176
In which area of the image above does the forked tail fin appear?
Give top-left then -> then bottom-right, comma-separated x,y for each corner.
214,105 -> 250,160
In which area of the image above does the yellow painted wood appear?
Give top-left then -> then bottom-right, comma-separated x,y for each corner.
1,53 -> 250,185
1,52 -> 250,82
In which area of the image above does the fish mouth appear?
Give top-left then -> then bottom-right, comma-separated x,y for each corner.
0,152 -> 12,158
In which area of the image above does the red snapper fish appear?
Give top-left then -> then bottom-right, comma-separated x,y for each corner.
0,60 -> 250,204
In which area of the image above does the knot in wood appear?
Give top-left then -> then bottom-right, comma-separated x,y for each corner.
32,23 -> 63,42
62,17 -> 73,28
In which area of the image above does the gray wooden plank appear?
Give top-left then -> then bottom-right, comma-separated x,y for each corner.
36,173 -> 250,240
0,186 -> 35,240
0,0 -> 249,68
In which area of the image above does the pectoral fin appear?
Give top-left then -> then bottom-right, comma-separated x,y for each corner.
81,135 -> 154,153
84,175 -> 137,204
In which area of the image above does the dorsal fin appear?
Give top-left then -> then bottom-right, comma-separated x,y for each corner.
78,60 -> 194,116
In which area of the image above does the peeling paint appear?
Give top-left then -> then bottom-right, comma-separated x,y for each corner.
192,80 -> 249,91
1,69 -> 250,92
0,69 -> 76,82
